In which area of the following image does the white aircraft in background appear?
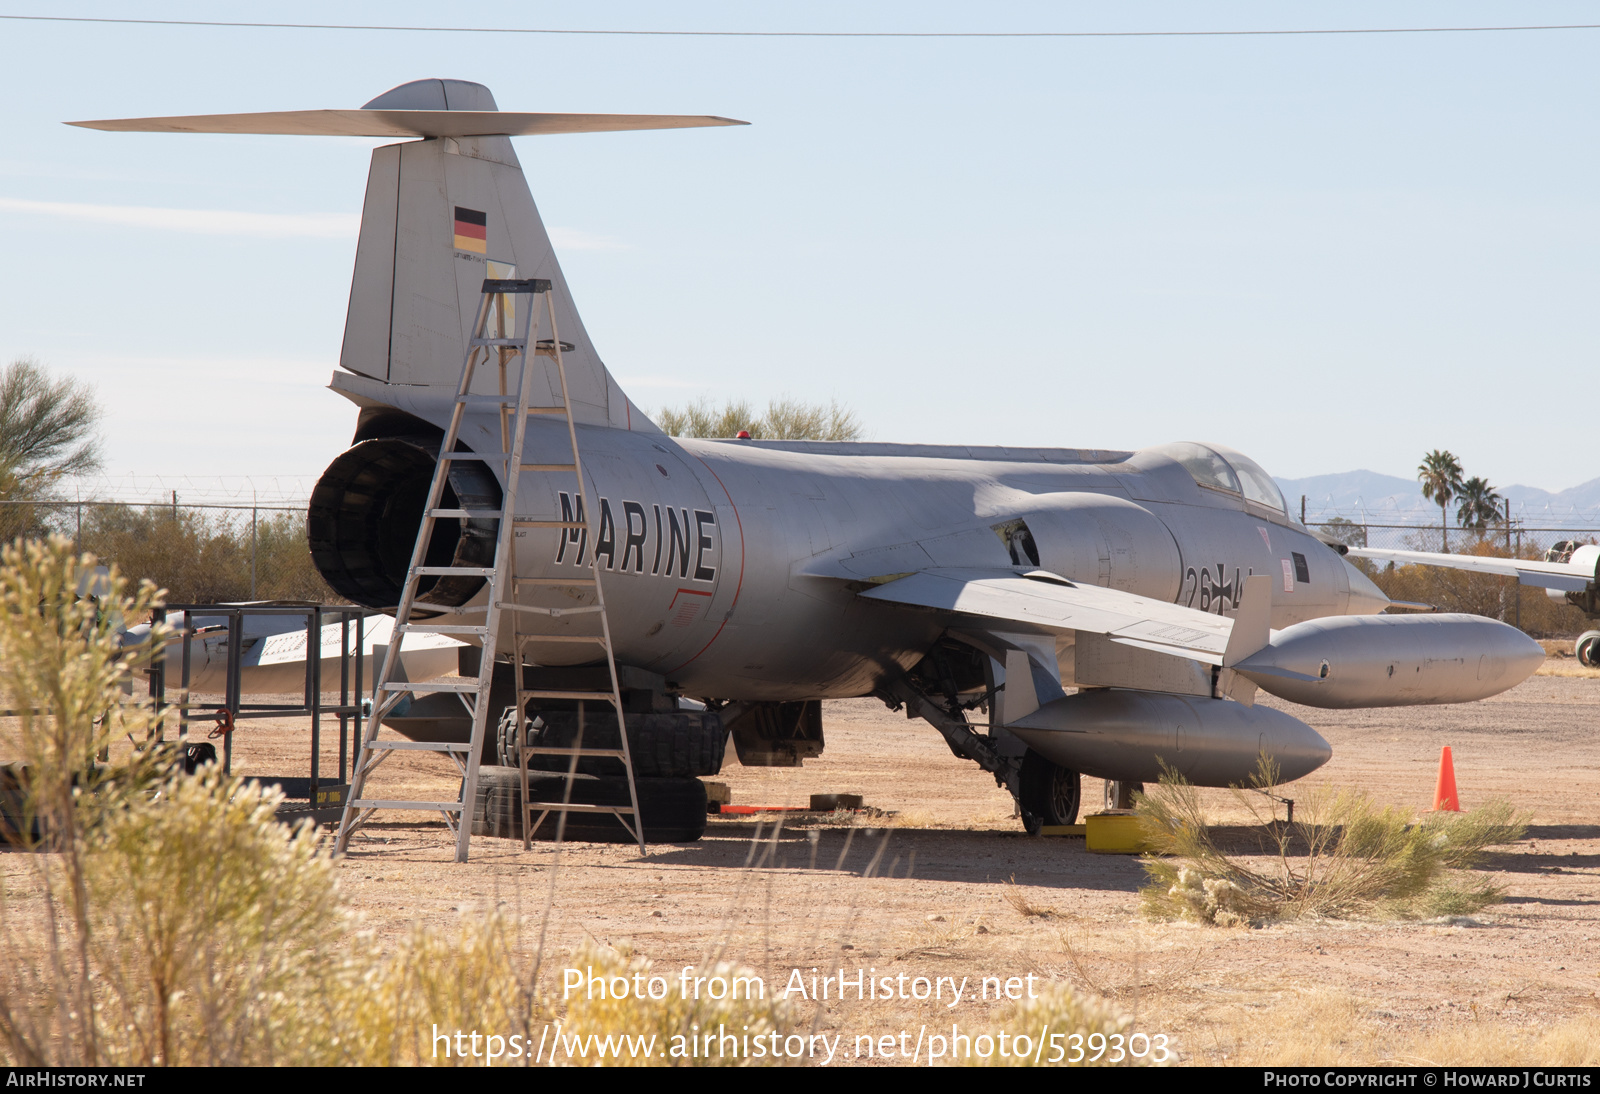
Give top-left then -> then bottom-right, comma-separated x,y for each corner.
119,610 -> 459,696
1345,539 -> 1600,665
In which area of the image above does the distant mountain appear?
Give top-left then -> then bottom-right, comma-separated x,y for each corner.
1275,471 -> 1600,529
1276,471 -> 1421,519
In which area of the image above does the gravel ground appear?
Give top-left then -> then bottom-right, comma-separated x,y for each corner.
7,667 -> 1600,1065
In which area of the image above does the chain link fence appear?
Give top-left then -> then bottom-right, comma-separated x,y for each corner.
1,495 -> 1591,631
1308,518 -> 1597,636
0,499 -> 337,605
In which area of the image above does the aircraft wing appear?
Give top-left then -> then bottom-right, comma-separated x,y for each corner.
1346,547 -> 1597,593
858,567 -> 1237,666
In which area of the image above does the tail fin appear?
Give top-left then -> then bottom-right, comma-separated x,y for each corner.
71,78 -> 746,429
340,80 -> 623,426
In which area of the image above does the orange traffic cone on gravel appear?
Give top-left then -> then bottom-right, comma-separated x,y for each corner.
1432,746 -> 1462,812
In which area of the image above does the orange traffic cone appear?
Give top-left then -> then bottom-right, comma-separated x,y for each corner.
1432,746 -> 1462,812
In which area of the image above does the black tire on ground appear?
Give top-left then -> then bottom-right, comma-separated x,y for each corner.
470,766 -> 708,843
496,708 -> 725,778
1017,749 -> 1081,835
1577,630 -> 1600,668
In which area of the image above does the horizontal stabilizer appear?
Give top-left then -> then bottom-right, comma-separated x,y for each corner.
69,110 -> 748,139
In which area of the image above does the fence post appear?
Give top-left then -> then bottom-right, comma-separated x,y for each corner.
250,505 -> 258,599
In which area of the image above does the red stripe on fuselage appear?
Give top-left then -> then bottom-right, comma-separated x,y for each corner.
664,454 -> 744,675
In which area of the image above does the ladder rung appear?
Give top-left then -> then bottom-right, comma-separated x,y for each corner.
524,747 -> 628,758
350,799 -> 464,811
415,565 -> 496,576
456,395 -> 519,407
399,623 -> 489,635
518,634 -> 608,645
469,337 -> 527,347
515,577 -> 597,587
431,511 -> 569,523
365,741 -> 474,752
439,452 -> 492,461
384,680 -> 479,693
523,689 -> 623,702
500,603 -> 604,617
521,463 -> 577,472
525,407 -> 571,415
482,277 -> 551,294
523,802 -> 636,816
427,508 -> 502,519
418,603 -> 488,616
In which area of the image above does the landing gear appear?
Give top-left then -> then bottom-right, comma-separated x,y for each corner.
1018,749 -> 1080,835
1103,779 -> 1145,811
1576,630 -> 1600,668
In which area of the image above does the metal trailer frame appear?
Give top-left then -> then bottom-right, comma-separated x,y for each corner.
147,602 -> 373,817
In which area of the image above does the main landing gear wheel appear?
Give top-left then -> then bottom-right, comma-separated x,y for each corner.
1576,630 -> 1600,668
1018,749 -> 1081,835
470,766 -> 708,843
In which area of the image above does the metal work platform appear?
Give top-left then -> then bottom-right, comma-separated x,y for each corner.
146,602 -> 373,822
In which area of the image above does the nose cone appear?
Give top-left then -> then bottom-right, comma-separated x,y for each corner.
1504,626 -> 1548,680
1268,718 -> 1334,782
1342,557 -> 1390,615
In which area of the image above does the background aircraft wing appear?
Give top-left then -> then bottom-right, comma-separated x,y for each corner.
1346,547 -> 1597,593
858,567 -> 1236,665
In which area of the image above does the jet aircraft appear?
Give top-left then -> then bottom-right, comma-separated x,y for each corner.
72,79 -> 1547,832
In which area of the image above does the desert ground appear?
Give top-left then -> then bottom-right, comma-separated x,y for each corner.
7,656 -> 1600,1066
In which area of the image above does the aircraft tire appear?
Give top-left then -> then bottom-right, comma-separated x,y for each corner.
1576,630 -> 1600,668
470,766 -> 707,843
1018,750 -> 1081,835
496,708 -> 726,778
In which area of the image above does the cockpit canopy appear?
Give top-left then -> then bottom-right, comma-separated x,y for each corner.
1146,441 -> 1289,515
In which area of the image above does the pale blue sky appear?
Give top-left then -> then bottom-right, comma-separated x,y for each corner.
1,2 -> 1596,494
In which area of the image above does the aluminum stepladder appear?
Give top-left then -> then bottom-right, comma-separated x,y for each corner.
334,277 -> 644,861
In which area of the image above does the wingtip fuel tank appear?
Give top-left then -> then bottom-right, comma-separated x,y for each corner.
1007,689 -> 1331,787
1233,613 -> 1545,708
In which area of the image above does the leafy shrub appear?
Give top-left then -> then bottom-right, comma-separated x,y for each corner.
655,396 -> 863,441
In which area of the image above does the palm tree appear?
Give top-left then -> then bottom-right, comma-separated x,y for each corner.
1455,476 -> 1504,540
1417,450 -> 1463,552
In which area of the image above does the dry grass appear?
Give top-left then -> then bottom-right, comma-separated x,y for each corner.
1137,761 -> 1527,925
1183,988 -> 1600,1066
1004,880 -> 1066,920
962,983 -> 1154,1067
559,942 -> 792,1066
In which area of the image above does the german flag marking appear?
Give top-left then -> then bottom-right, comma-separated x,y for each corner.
453,206 -> 487,254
